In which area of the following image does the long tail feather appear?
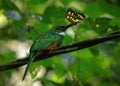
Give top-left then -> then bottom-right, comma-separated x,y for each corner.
22,53 -> 35,81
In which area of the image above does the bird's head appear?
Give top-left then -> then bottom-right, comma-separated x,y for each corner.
50,23 -> 76,36
51,23 -> 76,32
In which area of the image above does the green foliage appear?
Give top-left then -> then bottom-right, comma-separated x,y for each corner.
26,0 -> 48,5
0,0 -> 120,86
0,52 -> 16,64
42,5 -> 66,25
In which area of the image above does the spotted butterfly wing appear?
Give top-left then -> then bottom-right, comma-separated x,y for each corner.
65,8 -> 86,24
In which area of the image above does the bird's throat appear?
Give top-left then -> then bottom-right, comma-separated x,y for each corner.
58,32 -> 65,36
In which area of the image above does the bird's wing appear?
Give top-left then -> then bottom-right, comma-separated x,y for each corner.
30,34 -> 57,52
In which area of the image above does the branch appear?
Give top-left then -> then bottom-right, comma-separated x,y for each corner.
0,31 -> 120,71
55,31 -> 120,50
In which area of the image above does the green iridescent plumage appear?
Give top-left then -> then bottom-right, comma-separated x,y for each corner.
30,28 -> 64,52
22,24 -> 74,80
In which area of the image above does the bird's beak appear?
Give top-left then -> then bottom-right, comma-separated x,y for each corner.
63,23 -> 77,31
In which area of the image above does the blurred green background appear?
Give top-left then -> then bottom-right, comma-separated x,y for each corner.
0,0 -> 120,86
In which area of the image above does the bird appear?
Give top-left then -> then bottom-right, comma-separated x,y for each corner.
22,23 -> 76,80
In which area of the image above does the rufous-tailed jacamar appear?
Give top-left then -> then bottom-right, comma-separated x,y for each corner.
22,23 -> 76,80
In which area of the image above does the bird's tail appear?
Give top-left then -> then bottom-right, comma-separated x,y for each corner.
22,52 -> 35,81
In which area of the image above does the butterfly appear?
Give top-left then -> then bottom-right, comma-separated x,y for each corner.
65,8 -> 86,24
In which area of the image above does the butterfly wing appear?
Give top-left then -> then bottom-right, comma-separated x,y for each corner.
65,8 -> 85,24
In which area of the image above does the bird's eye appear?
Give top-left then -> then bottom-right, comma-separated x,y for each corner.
56,26 -> 65,31
59,26 -> 65,31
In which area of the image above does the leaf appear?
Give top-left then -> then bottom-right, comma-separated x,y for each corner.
28,28 -> 39,41
97,0 -> 120,18
34,22 -> 49,33
98,81 -> 119,86
0,0 -> 21,13
84,0 -> 120,18
42,5 -> 66,25
63,35 -> 74,45
27,0 -> 48,5
60,0 -> 72,5
110,18 -> 120,28
110,42 -> 120,81
0,52 -> 16,64
89,46 -> 99,56
84,2 -> 104,18
0,9 -> 8,29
